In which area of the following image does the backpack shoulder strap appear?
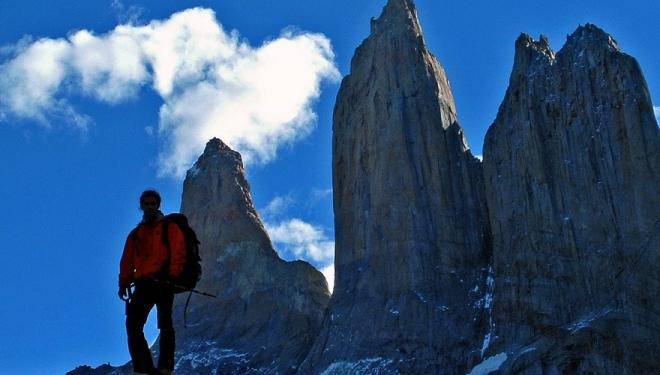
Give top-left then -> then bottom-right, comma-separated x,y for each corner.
161,219 -> 171,250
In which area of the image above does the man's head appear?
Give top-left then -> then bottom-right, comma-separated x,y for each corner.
139,189 -> 161,217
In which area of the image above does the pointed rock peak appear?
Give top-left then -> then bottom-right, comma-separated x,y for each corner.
515,33 -> 555,59
371,0 -> 423,36
203,137 -> 234,154
385,0 -> 414,12
199,137 -> 242,162
186,137 -> 243,179
565,23 -> 620,52
512,32 -> 556,72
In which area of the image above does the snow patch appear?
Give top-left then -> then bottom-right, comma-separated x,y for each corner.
568,307 -> 613,333
479,266 -> 495,357
175,341 -> 249,370
480,333 -> 492,358
484,271 -> 494,309
413,290 -> 427,303
320,357 -> 395,375
466,352 -> 508,375
520,346 -> 536,355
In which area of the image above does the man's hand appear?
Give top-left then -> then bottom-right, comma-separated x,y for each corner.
118,286 -> 129,301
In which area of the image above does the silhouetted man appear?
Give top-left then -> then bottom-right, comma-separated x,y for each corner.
119,190 -> 186,375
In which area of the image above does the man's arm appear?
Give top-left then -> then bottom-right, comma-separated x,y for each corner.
119,232 -> 135,288
168,224 -> 187,279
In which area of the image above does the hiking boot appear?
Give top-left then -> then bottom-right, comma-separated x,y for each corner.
156,367 -> 173,375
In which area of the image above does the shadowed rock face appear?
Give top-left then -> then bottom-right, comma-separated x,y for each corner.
481,25 -> 660,373
300,0 -> 490,373
168,138 -> 330,374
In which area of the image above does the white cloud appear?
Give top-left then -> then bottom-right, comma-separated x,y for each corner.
110,0 -> 145,25
265,219 -> 335,293
261,195 -> 295,219
0,7 -> 339,177
654,106 -> 660,124
321,263 -> 334,293
265,218 -> 335,293
260,196 -> 335,292
69,28 -> 148,103
266,218 -> 334,264
0,38 -> 88,128
311,188 -> 333,200
156,28 -> 339,177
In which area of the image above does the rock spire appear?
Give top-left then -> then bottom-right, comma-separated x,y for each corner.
300,0 -> 490,373
169,137 -> 330,373
482,24 -> 660,373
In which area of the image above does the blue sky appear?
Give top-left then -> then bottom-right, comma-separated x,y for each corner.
0,0 -> 658,373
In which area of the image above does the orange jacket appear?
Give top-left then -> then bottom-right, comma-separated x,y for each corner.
119,219 -> 186,288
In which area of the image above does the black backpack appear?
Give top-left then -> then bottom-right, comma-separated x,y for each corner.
161,213 -> 202,293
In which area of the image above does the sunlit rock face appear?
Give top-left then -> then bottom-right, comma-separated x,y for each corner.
169,138 -> 330,374
481,25 -> 660,373
300,0 -> 491,373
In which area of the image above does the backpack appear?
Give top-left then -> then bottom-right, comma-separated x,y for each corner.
161,213 -> 202,293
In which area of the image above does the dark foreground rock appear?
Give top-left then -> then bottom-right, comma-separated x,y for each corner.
67,364 -> 115,375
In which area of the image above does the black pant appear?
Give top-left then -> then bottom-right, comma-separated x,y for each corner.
125,279 -> 175,373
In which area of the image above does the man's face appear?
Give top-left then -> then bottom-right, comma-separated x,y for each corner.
140,196 -> 160,217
